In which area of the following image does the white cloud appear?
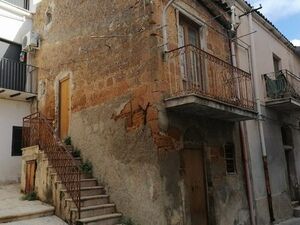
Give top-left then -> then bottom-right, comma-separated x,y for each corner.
250,0 -> 300,21
291,39 -> 300,46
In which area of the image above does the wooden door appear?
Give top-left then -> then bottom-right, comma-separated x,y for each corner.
59,78 -> 70,139
183,149 -> 208,225
25,160 -> 36,194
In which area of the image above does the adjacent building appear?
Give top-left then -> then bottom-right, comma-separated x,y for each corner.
232,1 -> 300,224
0,0 -> 38,184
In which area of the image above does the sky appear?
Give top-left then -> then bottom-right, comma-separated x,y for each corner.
248,0 -> 300,46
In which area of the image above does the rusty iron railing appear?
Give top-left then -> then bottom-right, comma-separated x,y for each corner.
166,45 -> 255,110
22,112 -> 81,220
263,69 -> 300,100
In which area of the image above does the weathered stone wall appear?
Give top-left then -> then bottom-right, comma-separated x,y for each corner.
32,0 -> 249,224
165,113 -> 250,225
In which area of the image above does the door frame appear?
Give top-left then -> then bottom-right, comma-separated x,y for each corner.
25,160 -> 36,194
54,72 -> 72,138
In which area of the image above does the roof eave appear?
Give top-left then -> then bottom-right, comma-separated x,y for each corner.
235,0 -> 296,52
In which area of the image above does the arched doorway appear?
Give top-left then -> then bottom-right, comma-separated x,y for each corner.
181,127 -> 208,225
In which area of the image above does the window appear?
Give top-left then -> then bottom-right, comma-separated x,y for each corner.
224,143 -> 236,174
11,126 -> 23,156
4,0 -> 29,10
273,54 -> 281,74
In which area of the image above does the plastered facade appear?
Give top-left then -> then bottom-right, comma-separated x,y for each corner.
233,1 -> 300,224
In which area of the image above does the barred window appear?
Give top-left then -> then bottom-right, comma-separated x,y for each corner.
224,143 -> 236,174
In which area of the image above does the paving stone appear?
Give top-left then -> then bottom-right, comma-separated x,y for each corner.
2,216 -> 67,225
0,184 -> 54,223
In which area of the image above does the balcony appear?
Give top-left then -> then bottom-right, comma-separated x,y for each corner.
0,58 -> 37,101
164,45 -> 257,121
263,70 -> 300,112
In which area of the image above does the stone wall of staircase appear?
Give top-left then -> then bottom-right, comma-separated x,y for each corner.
21,146 -> 122,225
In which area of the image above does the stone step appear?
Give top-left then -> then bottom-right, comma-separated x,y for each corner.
48,161 -> 82,168
66,195 -> 109,207
292,201 -> 299,207
51,172 -> 92,180
3,215 -> 68,225
76,213 -> 122,225
0,205 -> 54,223
294,206 -> 300,217
71,204 -> 116,220
56,178 -> 98,188
43,155 -> 81,164
61,186 -> 105,197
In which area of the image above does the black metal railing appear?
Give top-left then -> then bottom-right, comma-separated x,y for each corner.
0,58 -> 37,94
263,69 -> 300,100
4,0 -> 29,10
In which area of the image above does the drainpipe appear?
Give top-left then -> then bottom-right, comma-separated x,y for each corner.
162,0 -> 176,53
248,12 -> 275,223
230,5 -> 256,225
230,6 -> 237,66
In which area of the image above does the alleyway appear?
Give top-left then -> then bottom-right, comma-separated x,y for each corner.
0,184 -> 67,224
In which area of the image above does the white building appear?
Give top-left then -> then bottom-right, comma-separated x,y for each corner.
232,1 -> 300,224
0,0 -> 39,184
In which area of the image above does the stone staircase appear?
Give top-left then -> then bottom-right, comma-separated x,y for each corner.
47,148 -> 122,225
293,201 -> 300,217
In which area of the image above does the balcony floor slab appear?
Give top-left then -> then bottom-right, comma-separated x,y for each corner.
265,97 -> 300,112
0,88 -> 36,102
165,94 -> 257,121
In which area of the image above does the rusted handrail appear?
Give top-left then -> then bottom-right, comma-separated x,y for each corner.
166,44 -> 255,110
22,112 -> 81,220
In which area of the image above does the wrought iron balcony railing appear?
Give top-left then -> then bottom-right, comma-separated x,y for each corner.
166,45 -> 255,110
263,70 -> 300,100
0,57 -> 37,94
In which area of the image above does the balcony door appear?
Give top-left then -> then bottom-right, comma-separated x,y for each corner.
179,17 -> 204,92
59,78 -> 70,140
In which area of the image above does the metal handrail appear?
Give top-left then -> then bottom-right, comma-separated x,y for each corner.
0,57 -> 37,94
166,45 -> 255,110
166,44 -> 251,78
22,112 -> 81,220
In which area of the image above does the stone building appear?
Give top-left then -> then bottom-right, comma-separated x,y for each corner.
25,0 -> 260,225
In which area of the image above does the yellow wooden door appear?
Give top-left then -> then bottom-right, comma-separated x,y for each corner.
183,149 -> 208,225
59,78 -> 70,140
